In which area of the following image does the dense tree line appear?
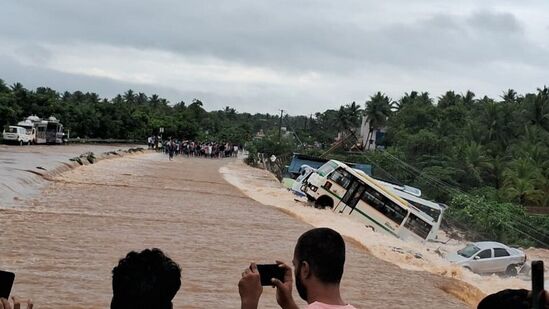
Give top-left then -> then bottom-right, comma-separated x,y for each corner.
367,88 -> 549,210
0,79 -> 285,143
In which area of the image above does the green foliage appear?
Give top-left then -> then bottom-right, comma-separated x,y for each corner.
445,194 -> 548,247
0,79 -> 279,144
245,130 -> 298,166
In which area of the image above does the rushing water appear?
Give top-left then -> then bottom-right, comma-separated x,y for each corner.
0,144 -> 143,207
0,148 -> 539,308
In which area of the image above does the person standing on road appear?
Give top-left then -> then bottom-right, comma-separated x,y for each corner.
168,140 -> 175,161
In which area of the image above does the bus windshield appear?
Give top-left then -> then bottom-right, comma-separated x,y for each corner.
317,161 -> 337,177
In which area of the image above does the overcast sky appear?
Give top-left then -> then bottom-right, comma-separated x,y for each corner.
1,0 -> 548,115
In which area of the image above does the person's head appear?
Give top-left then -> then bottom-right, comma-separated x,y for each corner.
477,289 -> 529,309
293,228 -> 346,301
111,248 -> 182,309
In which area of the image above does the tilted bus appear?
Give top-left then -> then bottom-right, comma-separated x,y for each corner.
376,179 -> 447,240
302,160 -> 438,242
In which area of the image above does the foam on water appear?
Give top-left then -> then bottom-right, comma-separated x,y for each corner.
220,160 -> 549,297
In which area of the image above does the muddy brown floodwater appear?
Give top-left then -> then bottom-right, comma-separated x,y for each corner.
0,152 -> 482,308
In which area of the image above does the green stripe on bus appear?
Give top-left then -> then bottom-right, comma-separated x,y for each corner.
322,188 -> 342,201
351,207 -> 399,237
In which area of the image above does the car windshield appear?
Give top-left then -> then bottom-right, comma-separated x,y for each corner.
458,244 -> 481,258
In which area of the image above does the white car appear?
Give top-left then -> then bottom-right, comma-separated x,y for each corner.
447,241 -> 526,276
2,126 -> 33,145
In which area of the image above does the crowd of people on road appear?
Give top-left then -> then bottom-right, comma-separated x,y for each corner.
147,136 -> 241,161
1,228 -> 548,309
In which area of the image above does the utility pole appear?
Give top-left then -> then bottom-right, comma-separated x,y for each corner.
278,109 -> 284,141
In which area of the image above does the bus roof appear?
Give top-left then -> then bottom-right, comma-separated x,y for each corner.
378,181 -> 443,212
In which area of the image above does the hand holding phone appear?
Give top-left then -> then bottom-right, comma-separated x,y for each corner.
0,270 -> 15,299
257,264 -> 285,286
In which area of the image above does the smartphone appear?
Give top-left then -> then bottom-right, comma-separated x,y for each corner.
0,270 -> 15,299
256,264 -> 285,286
531,260 -> 544,309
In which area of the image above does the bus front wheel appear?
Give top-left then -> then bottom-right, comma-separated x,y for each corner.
315,196 -> 333,209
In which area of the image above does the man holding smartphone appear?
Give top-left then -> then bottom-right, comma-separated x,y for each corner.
239,228 -> 356,309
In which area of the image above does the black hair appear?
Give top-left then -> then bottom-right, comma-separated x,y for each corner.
477,289 -> 529,309
294,227 -> 346,284
111,248 -> 182,309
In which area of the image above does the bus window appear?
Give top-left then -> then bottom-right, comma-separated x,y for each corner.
317,161 -> 337,177
406,200 -> 441,222
328,168 -> 353,189
403,213 -> 432,239
361,185 -> 407,225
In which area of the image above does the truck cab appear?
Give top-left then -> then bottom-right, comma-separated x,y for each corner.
2,126 -> 33,145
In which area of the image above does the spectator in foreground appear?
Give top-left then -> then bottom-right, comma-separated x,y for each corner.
111,248 -> 181,309
239,227 -> 356,309
477,289 -> 548,309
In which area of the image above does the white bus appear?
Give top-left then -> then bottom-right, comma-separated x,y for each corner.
376,179 -> 446,240
302,160 -> 438,242
14,115 -> 64,144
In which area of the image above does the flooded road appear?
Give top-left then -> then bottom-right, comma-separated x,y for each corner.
0,144 -> 144,207
0,151 -> 481,308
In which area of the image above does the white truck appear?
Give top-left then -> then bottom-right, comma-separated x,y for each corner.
2,126 -> 34,145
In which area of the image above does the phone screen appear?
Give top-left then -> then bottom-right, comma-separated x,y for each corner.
257,264 -> 285,286
0,270 -> 15,299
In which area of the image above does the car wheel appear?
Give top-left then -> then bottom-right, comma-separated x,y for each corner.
463,266 -> 472,272
505,265 -> 518,277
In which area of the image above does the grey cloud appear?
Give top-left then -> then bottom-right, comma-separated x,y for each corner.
0,54 -> 307,114
14,44 -> 53,65
1,1 -> 549,114
467,11 -> 523,34
2,1 -> 545,73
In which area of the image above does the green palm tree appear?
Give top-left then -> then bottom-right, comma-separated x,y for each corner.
502,158 -> 544,205
503,177 -> 543,205
501,89 -> 518,104
522,87 -> 549,129
437,91 -> 461,108
364,92 -> 392,148
123,89 -> 135,104
461,90 -> 476,106
458,142 -> 494,187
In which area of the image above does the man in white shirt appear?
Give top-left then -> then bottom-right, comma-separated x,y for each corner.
239,228 -> 356,309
